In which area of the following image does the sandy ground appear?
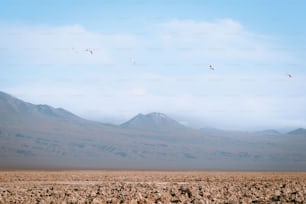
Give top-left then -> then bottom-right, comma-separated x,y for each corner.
0,171 -> 305,203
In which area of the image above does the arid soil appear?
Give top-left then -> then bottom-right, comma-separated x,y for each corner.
0,171 -> 305,203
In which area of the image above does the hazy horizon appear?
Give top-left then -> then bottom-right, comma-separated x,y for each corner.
1,0 -> 306,131
0,90 -> 302,132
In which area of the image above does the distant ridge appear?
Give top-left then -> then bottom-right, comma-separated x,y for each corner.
287,128 -> 306,135
120,112 -> 186,132
256,129 -> 280,135
0,91 -> 80,121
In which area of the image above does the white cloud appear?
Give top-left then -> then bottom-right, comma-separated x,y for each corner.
158,19 -> 293,64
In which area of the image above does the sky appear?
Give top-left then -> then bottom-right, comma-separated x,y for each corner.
1,0 -> 306,130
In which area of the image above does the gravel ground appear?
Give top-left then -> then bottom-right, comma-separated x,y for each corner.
0,171 -> 305,203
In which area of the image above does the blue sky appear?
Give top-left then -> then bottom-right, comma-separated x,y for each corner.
1,0 -> 306,130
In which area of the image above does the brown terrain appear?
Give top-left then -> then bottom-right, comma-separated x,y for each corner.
0,171 -> 305,203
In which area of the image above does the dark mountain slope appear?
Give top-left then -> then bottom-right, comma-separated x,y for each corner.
1,91 -> 306,170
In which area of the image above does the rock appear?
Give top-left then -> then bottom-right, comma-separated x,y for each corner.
170,196 -> 181,203
271,195 -> 281,202
170,188 -> 176,197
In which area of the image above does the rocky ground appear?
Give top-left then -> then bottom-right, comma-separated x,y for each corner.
0,171 -> 305,203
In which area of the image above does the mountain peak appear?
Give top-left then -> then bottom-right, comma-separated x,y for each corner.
120,112 -> 186,132
147,112 -> 168,118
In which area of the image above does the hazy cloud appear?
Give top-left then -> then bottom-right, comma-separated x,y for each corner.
1,19 -> 304,130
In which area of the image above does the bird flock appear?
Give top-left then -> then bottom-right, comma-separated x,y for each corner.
70,48 -> 293,78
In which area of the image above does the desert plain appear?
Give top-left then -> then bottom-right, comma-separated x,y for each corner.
0,171 -> 305,203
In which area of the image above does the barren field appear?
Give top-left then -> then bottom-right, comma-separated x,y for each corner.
0,171 -> 305,203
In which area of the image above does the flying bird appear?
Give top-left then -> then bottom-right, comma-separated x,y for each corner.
287,73 -> 293,78
209,65 -> 215,71
85,49 -> 94,55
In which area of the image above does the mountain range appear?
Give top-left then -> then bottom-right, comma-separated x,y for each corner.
0,91 -> 305,170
